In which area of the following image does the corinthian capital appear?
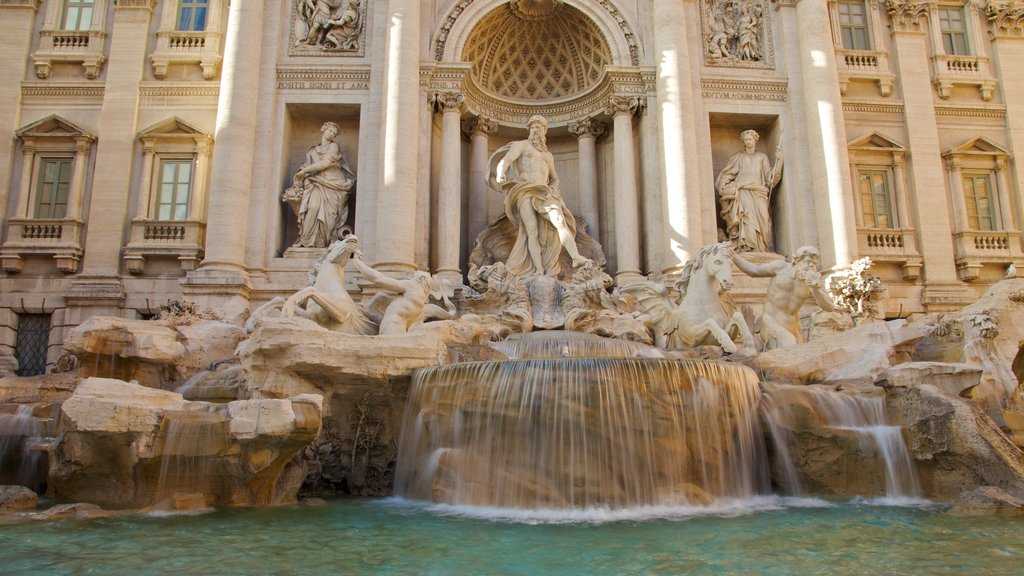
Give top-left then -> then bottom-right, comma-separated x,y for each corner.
987,1 -> 1024,37
885,0 -> 935,32
428,92 -> 465,114
462,116 -> 498,138
568,117 -> 607,139
605,96 -> 646,117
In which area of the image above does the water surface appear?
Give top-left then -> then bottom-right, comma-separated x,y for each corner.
1,497 -> 1021,575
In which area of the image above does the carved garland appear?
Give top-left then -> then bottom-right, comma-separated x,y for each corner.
884,0 -> 935,32
987,0 -> 1024,37
434,0 -> 640,66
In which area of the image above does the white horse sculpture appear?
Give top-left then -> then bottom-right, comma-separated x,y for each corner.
277,235 -> 376,334
624,242 -> 754,353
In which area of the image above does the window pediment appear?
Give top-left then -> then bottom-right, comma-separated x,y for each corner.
848,131 -> 906,153
17,115 -> 94,142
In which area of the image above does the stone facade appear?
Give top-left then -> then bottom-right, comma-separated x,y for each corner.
2,0 -> 1024,372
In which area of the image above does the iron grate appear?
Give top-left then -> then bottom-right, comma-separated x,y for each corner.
15,313 -> 51,377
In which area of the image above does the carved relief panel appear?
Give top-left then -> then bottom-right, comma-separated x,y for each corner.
700,0 -> 775,69
290,0 -> 367,57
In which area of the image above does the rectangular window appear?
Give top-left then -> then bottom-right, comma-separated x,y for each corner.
838,1 -> 871,50
859,171 -> 892,229
62,0 -> 95,31
157,159 -> 192,221
15,313 -> 51,378
964,173 -> 996,231
177,0 -> 209,31
34,158 -> 72,219
938,7 -> 970,55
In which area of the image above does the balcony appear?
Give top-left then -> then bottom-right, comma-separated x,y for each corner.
0,218 -> 85,273
931,54 -> 997,101
33,30 -> 106,79
952,230 -> 1023,281
856,227 -> 923,280
123,219 -> 205,274
151,30 -> 223,80
836,49 -> 895,97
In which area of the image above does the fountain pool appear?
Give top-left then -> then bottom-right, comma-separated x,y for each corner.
1,498 -> 1021,575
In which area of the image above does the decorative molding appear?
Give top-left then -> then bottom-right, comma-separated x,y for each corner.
138,83 -> 220,105
0,0 -> 41,9
275,67 -> 372,91
700,77 -> 788,101
934,104 -> 1007,119
700,0 -> 776,71
429,91 -> 466,113
434,0 -> 640,66
21,83 -> 105,99
568,117 -> 607,139
509,0 -> 564,20
987,1 -> 1024,38
113,0 -> 157,10
842,99 -> 905,114
885,0 -> 934,32
462,116 -> 499,139
605,95 -> 645,116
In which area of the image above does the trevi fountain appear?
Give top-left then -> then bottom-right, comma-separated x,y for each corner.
1,1 -> 1024,574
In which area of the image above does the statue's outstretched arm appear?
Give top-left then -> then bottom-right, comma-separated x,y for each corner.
349,256 -> 407,294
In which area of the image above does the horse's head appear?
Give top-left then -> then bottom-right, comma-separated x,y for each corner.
682,242 -> 733,294
325,235 -> 359,264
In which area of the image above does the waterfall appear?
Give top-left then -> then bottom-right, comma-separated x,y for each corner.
0,404 -> 53,492
394,355 -> 768,510
154,408 -> 227,505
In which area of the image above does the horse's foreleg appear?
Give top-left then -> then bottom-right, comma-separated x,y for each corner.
282,287 -> 315,318
691,320 -> 738,354
727,311 -> 756,352
304,290 -> 354,327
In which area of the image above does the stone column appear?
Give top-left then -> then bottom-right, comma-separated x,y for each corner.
0,0 -> 39,228
66,136 -> 92,220
794,0 -> 857,268
886,1 -> 963,301
69,0 -> 157,313
374,0 -> 421,273
432,92 -> 465,283
652,0 -> 703,271
465,116 -> 497,251
569,117 -> 605,241
988,5 -> 1024,241
607,97 -> 644,286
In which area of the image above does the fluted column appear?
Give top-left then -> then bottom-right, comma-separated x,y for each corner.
194,0 -> 264,275
465,116 -> 497,250
0,0 -> 40,227
432,92 -> 465,283
652,0 -> 702,271
375,0 -> 421,273
886,0 -> 961,290
795,0 -> 857,268
607,97 -> 644,286
569,117 -> 605,241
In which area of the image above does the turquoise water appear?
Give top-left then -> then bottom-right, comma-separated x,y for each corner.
1,497 -> 1022,575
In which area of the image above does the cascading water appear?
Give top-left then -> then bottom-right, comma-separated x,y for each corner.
761,385 -> 921,500
394,333 -> 770,510
153,408 -> 227,504
0,404 -> 54,492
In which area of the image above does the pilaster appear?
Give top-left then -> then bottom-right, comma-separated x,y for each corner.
987,0 -> 1024,256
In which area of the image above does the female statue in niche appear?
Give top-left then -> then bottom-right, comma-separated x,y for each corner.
283,121 -> 356,248
716,129 -> 782,253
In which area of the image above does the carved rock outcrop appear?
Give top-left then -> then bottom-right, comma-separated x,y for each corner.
49,378 -> 322,508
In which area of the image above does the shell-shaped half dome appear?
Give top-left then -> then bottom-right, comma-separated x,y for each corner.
462,2 -> 612,101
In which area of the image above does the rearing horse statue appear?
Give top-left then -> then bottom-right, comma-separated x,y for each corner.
624,242 -> 754,353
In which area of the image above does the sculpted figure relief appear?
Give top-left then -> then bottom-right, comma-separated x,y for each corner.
489,115 -> 592,277
716,129 -> 782,253
283,121 -> 356,248
294,0 -> 363,51
279,236 -> 374,334
702,0 -> 766,63
731,246 -> 835,350
348,256 -> 456,336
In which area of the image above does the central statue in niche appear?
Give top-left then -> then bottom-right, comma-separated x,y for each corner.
488,115 -> 593,277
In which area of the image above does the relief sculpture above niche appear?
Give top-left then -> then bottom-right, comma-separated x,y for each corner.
291,0 -> 367,57
701,0 -> 775,70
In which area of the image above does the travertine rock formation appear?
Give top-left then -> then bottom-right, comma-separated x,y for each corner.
49,378 -> 322,508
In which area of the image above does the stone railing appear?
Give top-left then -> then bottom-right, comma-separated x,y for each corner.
931,54 -> 996,100
151,29 -> 222,79
0,217 -> 85,273
953,229 -> 1023,281
123,218 -> 205,274
33,30 -> 106,79
835,49 -> 895,97
856,227 -> 922,280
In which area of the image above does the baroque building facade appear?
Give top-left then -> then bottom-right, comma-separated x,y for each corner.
1,0 -> 1024,374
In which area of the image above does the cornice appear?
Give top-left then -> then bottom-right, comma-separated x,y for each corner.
987,1 -> 1024,38
700,77 -> 789,102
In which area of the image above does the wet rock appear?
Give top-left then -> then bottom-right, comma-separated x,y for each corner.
953,486 -> 1024,515
30,502 -> 105,520
0,485 -> 37,511
884,362 -> 982,398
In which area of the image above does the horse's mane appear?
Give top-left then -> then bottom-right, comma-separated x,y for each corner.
676,242 -> 730,297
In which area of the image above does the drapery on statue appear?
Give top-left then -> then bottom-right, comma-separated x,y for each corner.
282,121 -> 355,248
731,246 -> 834,350
295,0 -> 362,51
716,129 -> 782,253
489,115 -> 592,277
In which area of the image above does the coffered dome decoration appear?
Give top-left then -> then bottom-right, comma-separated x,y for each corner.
462,3 -> 612,101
